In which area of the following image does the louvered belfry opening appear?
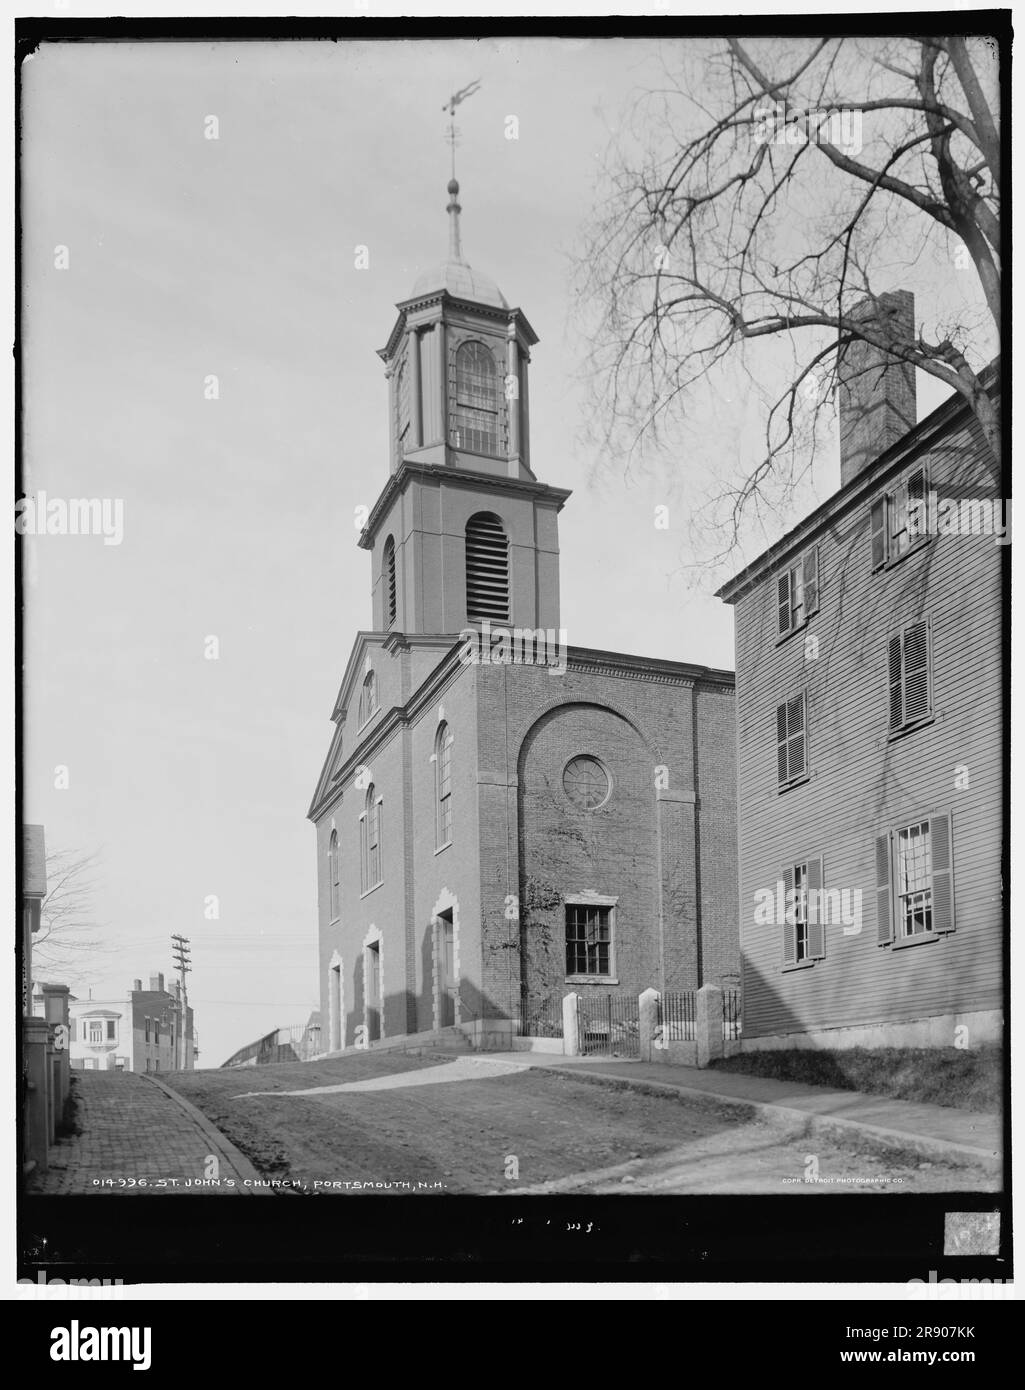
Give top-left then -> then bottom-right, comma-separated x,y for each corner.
465,511 -> 510,624
383,536 -> 397,628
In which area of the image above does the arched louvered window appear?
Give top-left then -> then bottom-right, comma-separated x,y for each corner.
328,829 -> 340,921
360,783 -> 382,893
395,355 -> 410,458
358,670 -> 379,727
465,512 -> 510,624
383,536 -> 397,629
435,722 -> 453,848
453,340 -> 499,456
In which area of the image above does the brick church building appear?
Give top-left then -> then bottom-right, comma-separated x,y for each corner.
308,179 -> 738,1052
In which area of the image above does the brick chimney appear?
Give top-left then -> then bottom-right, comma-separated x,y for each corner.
132,978 -> 142,992
837,290 -> 916,486
149,972 -> 164,993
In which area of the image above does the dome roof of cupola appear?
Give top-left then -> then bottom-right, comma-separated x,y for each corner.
407,178 -> 508,310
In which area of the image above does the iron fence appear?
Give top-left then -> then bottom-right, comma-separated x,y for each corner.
518,995 -> 563,1039
578,993 -> 640,1057
723,988 -> 742,1041
658,990 -> 697,1042
222,1021 -> 322,1068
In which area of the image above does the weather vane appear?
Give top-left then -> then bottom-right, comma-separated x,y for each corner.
442,79 -> 482,180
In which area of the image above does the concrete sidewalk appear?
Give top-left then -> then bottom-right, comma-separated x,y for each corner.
27,1070 -> 268,1195
452,1051 -> 1002,1175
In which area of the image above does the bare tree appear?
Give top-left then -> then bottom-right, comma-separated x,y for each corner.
33,849 -> 114,986
577,34 -> 1001,558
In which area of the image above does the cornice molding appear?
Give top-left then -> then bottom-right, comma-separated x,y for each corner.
359,461 -> 572,550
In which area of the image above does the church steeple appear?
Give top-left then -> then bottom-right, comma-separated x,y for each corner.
360,176 -> 569,639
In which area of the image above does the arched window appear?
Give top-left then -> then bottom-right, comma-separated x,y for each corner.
358,669 -> 378,727
465,511 -> 510,623
328,829 -> 340,921
383,536 -> 397,629
453,340 -> 499,455
395,354 -> 410,458
360,783 -> 382,893
435,722 -> 453,848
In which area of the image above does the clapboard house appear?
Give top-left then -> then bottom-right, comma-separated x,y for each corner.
717,292 -> 1004,1049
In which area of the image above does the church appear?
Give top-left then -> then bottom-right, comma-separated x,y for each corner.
308,177 -> 738,1052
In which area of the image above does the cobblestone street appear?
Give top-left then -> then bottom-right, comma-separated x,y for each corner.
28,1070 -> 262,1195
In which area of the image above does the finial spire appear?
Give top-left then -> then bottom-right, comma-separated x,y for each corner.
447,178 -> 463,262
441,80 -> 481,265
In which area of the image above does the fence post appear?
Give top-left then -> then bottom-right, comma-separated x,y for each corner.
696,984 -> 724,1068
22,1017 -> 51,1175
40,984 -> 71,1119
562,992 -> 581,1057
639,988 -> 660,1063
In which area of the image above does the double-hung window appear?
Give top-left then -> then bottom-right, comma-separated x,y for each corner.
871,464 -> 929,569
777,548 -> 819,637
876,814 -> 955,945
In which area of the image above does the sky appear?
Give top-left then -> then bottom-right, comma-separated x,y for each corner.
20,36 -> 984,1067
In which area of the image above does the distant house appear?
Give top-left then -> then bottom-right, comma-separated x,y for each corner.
66,973 -> 197,1073
21,824 -> 47,1016
717,293 -> 1004,1050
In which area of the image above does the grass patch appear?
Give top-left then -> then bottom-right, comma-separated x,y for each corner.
710,1045 -> 1002,1113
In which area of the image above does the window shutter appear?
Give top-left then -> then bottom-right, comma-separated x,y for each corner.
806,856 -> 825,959
875,833 -> 893,944
776,702 -> 789,786
888,633 -> 904,730
870,499 -> 887,570
781,865 -> 796,967
787,694 -> 806,780
930,813 -> 955,933
802,548 -> 819,617
902,620 -> 931,724
777,572 -> 792,635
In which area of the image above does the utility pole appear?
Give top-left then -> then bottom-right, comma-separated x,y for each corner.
170,935 -> 192,1070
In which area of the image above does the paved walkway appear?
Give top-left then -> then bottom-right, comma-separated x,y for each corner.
29,1070 -> 266,1195
443,1051 -> 1002,1173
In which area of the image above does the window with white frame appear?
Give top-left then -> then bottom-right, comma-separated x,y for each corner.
453,340 -> 499,455
360,783 -> 383,893
565,903 -> 613,977
781,857 -> 825,968
876,813 -> 954,945
777,548 -> 819,637
358,670 -> 379,727
88,1020 -> 103,1044
328,829 -> 340,921
435,722 -> 453,848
